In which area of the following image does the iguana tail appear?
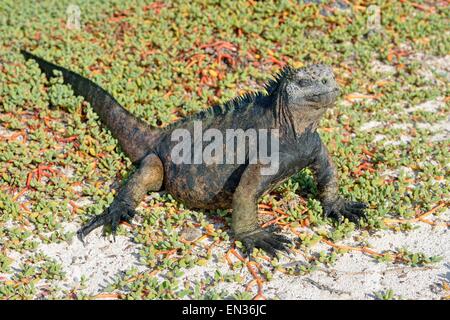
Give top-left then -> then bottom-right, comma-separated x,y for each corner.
21,50 -> 158,163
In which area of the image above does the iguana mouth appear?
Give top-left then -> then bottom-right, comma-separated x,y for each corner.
306,88 -> 339,105
310,88 -> 340,98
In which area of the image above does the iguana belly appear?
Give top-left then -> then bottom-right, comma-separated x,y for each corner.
162,162 -> 246,209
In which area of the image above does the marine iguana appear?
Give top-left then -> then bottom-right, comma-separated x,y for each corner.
21,50 -> 367,256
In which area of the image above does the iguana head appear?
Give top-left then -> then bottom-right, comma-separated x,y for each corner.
277,64 -> 340,110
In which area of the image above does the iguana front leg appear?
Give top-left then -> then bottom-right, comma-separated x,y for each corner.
232,164 -> 291,257
77,153 -> 163,242
311,141 -> 367,223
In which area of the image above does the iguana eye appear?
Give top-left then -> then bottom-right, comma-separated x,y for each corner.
321,78 -> 328,85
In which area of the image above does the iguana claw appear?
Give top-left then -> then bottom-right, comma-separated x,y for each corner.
323,198 -> 368,224
77,200 -> 136,242
237,229 -> 291,258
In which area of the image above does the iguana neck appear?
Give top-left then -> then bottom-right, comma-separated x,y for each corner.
273,90 -> 327,138
290,107 -> 327,135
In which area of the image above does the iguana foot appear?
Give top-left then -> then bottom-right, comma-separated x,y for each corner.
322,198 -> 367,224
77,200 -> 137,243
236,228 -> 291,257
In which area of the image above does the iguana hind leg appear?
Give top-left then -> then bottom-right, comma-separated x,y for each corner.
77,153 -> 163,242
232,164 -> 291,257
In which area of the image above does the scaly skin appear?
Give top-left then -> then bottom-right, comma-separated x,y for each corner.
22,50 -> 367,257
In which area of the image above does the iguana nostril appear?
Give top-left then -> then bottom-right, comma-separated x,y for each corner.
322,78 -> 328,85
